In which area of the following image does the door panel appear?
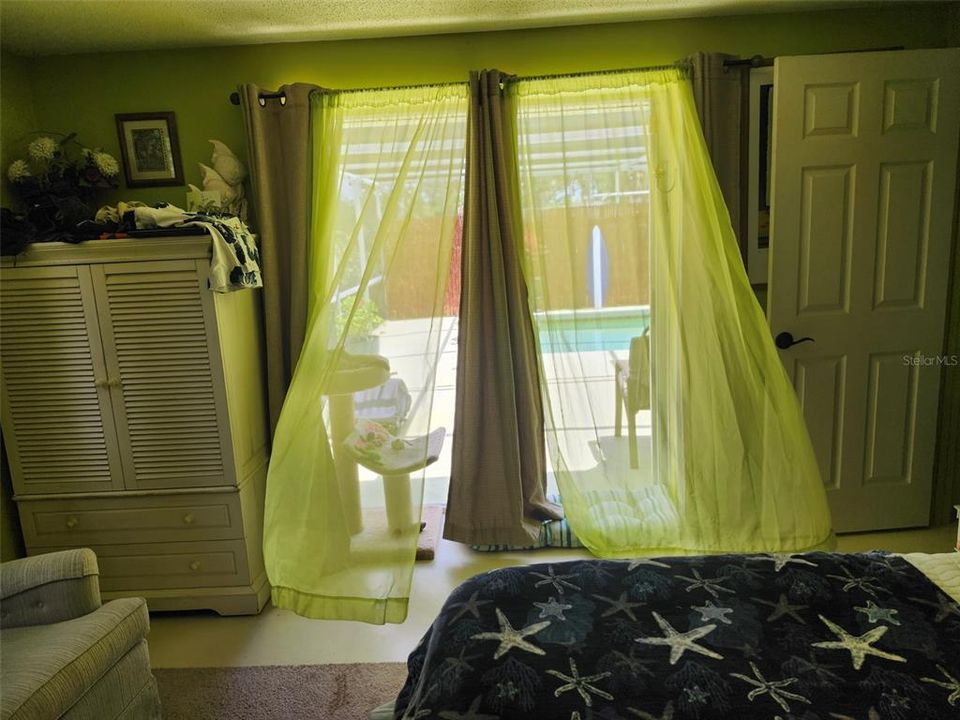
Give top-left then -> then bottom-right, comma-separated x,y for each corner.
863,352 -> 917,485
769,48 -> 960,532
0,266 -> 123,494
794,355 -> 846,491
874,161 -> 930,309
92,260 -> 235,490
797,165 -> 854,314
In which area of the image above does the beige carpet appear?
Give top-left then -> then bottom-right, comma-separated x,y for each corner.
154,663 -> 406,719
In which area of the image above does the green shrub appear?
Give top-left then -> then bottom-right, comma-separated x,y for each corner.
335,295 -> 384,338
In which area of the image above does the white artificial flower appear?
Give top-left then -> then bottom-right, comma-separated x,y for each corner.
94,152 -> 120,177
81,148 -> 94,161
28,136 -> 58,161
7,159 -> 31,183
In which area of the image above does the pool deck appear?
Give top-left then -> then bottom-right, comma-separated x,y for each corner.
356,314 -> 652,505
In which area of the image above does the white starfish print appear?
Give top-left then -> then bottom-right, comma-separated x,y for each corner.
730,661 -> 811,713
921,664 -> 960,706
531,566 -> 581,594
546,657 -> 613,707
692,600 -> 734,625
909,592 -> 960,623
442,647 -> 478,674
811,614 -> 907,670
788,654 -> 842,684
826,566 -> 884,597
437,695 -> 499,720
873,555 -> 909,577
754,553 -> 819,572
854,600 -> 900,625
676,568 -> 735,599
448,590 -> 492,621
754,594 -> 808,623
683,685 -> 710,704
626,558 -> 670,571
534,596 -> 573,620
593,591 -> 644,621
635,611 -> 724,665
627,701 -> 674,720
881,688 -> 911,710
471,608 -> 550,659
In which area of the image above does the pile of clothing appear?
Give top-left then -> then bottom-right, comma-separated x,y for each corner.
130,204 -> 262,293
2,200 -> 262,293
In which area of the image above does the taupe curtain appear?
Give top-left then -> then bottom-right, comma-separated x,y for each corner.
444,70 -> 563,546
687,53 -> 746,253
239,83 -> 320,434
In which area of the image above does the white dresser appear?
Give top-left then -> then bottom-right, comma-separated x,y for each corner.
0,237 -> 270,615
955,505 -> 960,552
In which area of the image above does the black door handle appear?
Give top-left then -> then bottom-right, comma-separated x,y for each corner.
775,331 -> 815,350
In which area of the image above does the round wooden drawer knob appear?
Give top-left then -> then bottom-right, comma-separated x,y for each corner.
189,560 -> 202,572
182,513 -> 195,525
65,517 -> 79,529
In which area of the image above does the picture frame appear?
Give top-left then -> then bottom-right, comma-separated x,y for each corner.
114,111 -> 184,187
746,66 -> 774,285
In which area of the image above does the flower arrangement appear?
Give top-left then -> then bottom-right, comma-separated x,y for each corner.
7,133 -> 120,197
5,133 -> 121,237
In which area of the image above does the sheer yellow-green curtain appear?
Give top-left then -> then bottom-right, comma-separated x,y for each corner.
263,84 -> 467,623
515,68 -> 833,557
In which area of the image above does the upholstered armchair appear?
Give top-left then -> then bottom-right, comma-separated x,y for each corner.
0,548 -> 162,719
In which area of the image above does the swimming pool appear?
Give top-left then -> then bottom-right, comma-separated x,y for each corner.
535,306 -> 650,353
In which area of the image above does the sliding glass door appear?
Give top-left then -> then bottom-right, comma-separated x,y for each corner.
264,85 -> 467,623
516,70 -> 832,557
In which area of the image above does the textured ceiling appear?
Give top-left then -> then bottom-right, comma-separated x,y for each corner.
0,0 -> 876,56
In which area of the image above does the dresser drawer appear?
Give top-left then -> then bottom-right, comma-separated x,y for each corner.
18,492 -> 244,548
36,539 -> 251,591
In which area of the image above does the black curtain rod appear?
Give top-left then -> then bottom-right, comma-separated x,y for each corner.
723,55 -> 773,68
229,80 -> 465,106
229,90 -> 285,106
226,63 -> 687,106
506,61 -> 690,84
722,46 -> 905,69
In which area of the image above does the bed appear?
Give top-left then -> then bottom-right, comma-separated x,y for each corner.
375,551 -> 960,719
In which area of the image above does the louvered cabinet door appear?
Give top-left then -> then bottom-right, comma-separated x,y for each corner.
0,266 -> 124,494
92,260 -> 236,490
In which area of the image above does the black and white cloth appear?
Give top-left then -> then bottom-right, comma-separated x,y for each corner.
394,552 -> 960,719
134,205 -> 262,292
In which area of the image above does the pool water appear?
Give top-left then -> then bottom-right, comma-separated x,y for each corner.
536,308 -> 650,353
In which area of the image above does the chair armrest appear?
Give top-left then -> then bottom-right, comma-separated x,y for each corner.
1,548 -> 101,629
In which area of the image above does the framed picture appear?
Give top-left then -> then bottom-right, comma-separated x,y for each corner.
746,66 -> 774,285
114,111 -> 184,187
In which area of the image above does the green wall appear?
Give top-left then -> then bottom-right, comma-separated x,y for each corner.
6,4 -> 957,208
1,52 -> 39,208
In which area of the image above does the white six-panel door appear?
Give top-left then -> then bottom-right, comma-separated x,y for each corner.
768,48 -> 960,532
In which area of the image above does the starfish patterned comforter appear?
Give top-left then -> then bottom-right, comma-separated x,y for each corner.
392,552 -> 960,719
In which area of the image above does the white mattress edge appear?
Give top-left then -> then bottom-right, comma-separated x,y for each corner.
899,551 -> 960,603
